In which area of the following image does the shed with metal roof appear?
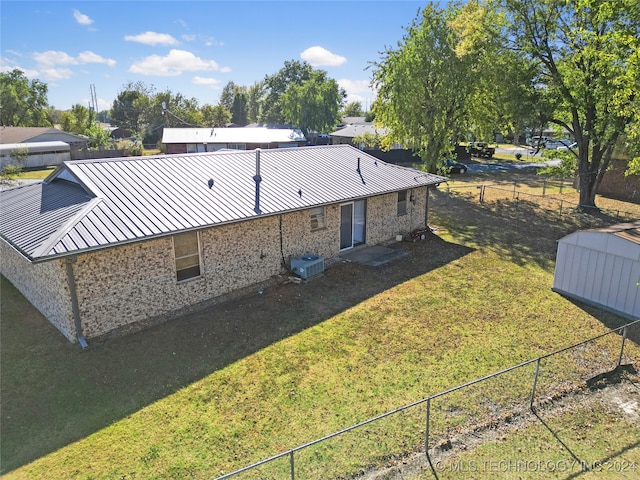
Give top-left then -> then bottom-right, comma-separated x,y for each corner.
552,221 -> 640,320
0,145 -> 446,344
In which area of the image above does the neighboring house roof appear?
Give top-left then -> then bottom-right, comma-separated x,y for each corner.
0,144 -> 446,262
0,126 -> 87,144
162,127 -> 306,145
341,116 -> 368,125
329,124 -> 387,138
0,141 -> 70,155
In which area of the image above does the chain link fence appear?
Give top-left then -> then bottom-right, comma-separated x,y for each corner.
213,320 -> 639,480
437,181 -> 638,221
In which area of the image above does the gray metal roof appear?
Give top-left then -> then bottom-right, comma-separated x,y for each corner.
0,144 -> 446,262
330,124 -> 387,138
161,127 -> 306,144
0,141 -> 70,155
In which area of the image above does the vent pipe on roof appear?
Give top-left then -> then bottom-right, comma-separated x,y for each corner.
357,157 -> 361,173
253,149 -> 262,214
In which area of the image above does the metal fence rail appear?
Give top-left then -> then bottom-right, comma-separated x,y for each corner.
440,183 -> 638,220
214,319 -> 639,480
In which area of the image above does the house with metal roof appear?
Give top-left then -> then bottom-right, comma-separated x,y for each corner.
0,144 -> 446,345
0,126 -> 89,150
162,126 -> 307,154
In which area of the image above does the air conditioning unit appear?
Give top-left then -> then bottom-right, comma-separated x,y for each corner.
290,254 -> 324,279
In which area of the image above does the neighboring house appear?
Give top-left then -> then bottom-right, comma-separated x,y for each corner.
162,127 -> 307,153
552,221 -> 640,320
0,126 -> 88,150
0,144 -> 446,345
0,141 -> 70,168
330,123 -> 388,147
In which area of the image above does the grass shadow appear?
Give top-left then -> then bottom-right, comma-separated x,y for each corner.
430,188 -> 629,271
0,234 -> 474,473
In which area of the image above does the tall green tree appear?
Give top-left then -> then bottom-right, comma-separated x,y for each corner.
219,81 -> 236,111
342,101 -> 364,118
496,0 -> 640,207
111,82 -> 153,135
231,87 -> 249,126
261,60 -> 313,124
371,3 -> 475,171
0,69 -> 52,126
247,81 -> 264,124
201,104 -> 231,127
281,69 -> 346,137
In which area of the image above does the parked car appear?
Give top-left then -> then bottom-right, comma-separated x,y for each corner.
467,142 -> 495,158
445,159 -> 468,174
527,136 -> 550,147
545,139 -> 572,149
556,142 -> 578,152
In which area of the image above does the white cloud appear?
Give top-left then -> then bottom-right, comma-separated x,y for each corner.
0,60 -> 39,78
39,68 -> 74,81
220,66 -> 232,73
34,50 -> 77,67
338,78 -> 376,105
125,31 -> 179,46
129,49 -> 220,76
33,50 -> 116,68
77,51 -> 116,67
192,76 -> 221,87
73,9 -> 94,26
301,46 -> 347,67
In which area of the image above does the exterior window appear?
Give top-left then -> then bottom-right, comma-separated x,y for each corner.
228,143 -> 247,150
174,231 -> 201,282
186,144 -> 198,153
310,206 -> 325,231
397,190 -> 407,216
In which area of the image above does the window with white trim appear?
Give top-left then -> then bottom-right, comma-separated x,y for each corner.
174,231 -> 201,282
397,190 -> 407,216
310,206 -> 325,231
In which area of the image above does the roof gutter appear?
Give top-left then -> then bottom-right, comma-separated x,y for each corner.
65,256 -> 88,349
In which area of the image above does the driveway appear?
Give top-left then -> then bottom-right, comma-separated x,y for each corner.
465,158 -> 561,174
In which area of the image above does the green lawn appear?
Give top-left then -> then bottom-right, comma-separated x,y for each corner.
1,189 -> 638,479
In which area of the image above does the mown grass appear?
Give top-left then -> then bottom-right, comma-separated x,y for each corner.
425,397 -> 640,480
1,184 -> 638,479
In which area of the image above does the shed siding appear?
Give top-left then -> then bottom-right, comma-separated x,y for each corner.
63,190 -> 426,340
0,239 -> 74,341
553,231 -> 640,319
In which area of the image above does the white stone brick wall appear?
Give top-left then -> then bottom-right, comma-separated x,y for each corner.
3,189 -> 431,342
0,240 -> 75,341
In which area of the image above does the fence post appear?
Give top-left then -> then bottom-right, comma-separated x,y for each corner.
559,200 -> 563,216
543,179 -> 547,196
617,326 -> 628,368
425,398 -> 437,476
290,451 -> 295,480
529,358 -> 541,412
559,178 -> 564,194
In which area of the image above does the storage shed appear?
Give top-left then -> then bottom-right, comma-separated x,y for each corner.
552,221 -> 640,320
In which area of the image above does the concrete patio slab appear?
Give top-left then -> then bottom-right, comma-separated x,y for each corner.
341,245 -> 408,267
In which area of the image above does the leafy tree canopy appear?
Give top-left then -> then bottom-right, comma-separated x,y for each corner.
342,101 -> 364,118
281,69 -> 346,136
0,69 -> 52,127
495,0 -> 640,206
260,60 -> 313,124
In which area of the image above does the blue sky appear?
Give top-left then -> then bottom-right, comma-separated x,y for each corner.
1,1 -> 427,112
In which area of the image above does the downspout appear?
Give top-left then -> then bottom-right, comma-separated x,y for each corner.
425,186 -> 431,227
65,256 -> 88,349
